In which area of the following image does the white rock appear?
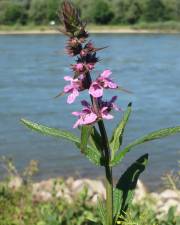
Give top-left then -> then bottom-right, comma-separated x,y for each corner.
56,190 -> 72,203
34,191 -> 52,202
66,177 -> 74,187
85,179 -> 106,198
150,192 -> 161,201
33,179 -> 54,193
160,189 -> 180,200
8,176 -> 23,190
71,179 -> 87,194
71,179 -> 105,199
56,190 -> 63,198
133,180 -> 147,203
91,193 -> 99,204
158,199 -> 180,215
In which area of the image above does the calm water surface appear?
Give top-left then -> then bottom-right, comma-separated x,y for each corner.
0,34 -> 180,190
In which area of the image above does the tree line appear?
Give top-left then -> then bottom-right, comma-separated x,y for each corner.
0,0 -> 180,25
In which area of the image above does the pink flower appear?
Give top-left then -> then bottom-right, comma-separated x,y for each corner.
64,76 -> 83,104
100,96 -> 120,112
73,63 -> 84,73
89,70 -> 118,98
72,62 -> 95,74
72,100 -> 97,128
72,97 -> 120,128
89,81 -> 103,98
99,96 -> 120,119
100,107 -> 114,120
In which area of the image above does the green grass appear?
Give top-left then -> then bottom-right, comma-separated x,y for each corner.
133,21 -> 180,31
0,23 -> 53,32
1,21 -> 180,33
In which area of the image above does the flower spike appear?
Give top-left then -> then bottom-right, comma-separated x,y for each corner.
59,0 -> 88,39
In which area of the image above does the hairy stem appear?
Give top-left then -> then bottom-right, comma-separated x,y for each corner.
98,120 -> 113,225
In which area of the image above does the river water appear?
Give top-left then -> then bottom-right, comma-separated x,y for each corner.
0,34 -> 180,190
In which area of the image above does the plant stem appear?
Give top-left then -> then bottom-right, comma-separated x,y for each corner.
98,120 -> 113,225
86,72 -> 113,225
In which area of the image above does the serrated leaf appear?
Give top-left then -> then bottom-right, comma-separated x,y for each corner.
21,119 -> 103,166
80,125 -> 92,153
111,126 -> 180,166
113,154 -> 148,223
21,118 -> 80,143
110,103 -> 132,159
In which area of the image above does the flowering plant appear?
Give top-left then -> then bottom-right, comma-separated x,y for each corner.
21,1 -> 180,225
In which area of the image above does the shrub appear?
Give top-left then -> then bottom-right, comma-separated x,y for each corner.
90,0 -> 114,24
0,1 -> 27,25
143,0 -> 166,22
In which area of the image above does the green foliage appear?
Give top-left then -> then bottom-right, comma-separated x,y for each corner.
89,126 -> 103,152
162,161 -> 180,191
28,0 -> 60,24
21,118 -> 80,143
81,126 -> 93,153
113,154 -> 148,224
111,126 -> 180,166
89,0 -> 114,24
0,184 -> 100,225
97,198 -> 106,225
0,178 -> 180,225
125,1 -> 142,24
0,1 -> 28,25
143,0 -> 167,22
46,0 -> 60,21
0,157 -> 180,225
0,156 -> 39,185
1,0 -> 180,25
21,119 -> 103,166
110,103 -> 132,159
29,0 -> 47,24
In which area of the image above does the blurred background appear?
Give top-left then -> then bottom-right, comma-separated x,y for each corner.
0,0 -> 180,29
0,0 -> 180,191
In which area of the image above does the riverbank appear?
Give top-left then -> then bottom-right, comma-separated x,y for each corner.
0,156 -> 179,224
6,176 -> 180,219
1,22 -> 180,35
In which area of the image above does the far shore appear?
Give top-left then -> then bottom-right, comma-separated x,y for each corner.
1,26 -> 180,35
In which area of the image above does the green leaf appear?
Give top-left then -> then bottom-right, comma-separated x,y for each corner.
21,119 -> 103,166
113,188 -> 123,224
167,206 -> 177,223
80,125 -> 92,153
75,143 -> 104,166
21,118 -> 79,143
113,154 -> 148,223
110,103 -> 132,159
111,126 -> 180,166
89,126 -> 103,152
97,198 -> 106,225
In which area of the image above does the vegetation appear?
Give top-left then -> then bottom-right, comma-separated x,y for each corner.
0,0 -> 180,26
0,182 -> 180,225
0,156 -> 180,225
20,1 -> 180,225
